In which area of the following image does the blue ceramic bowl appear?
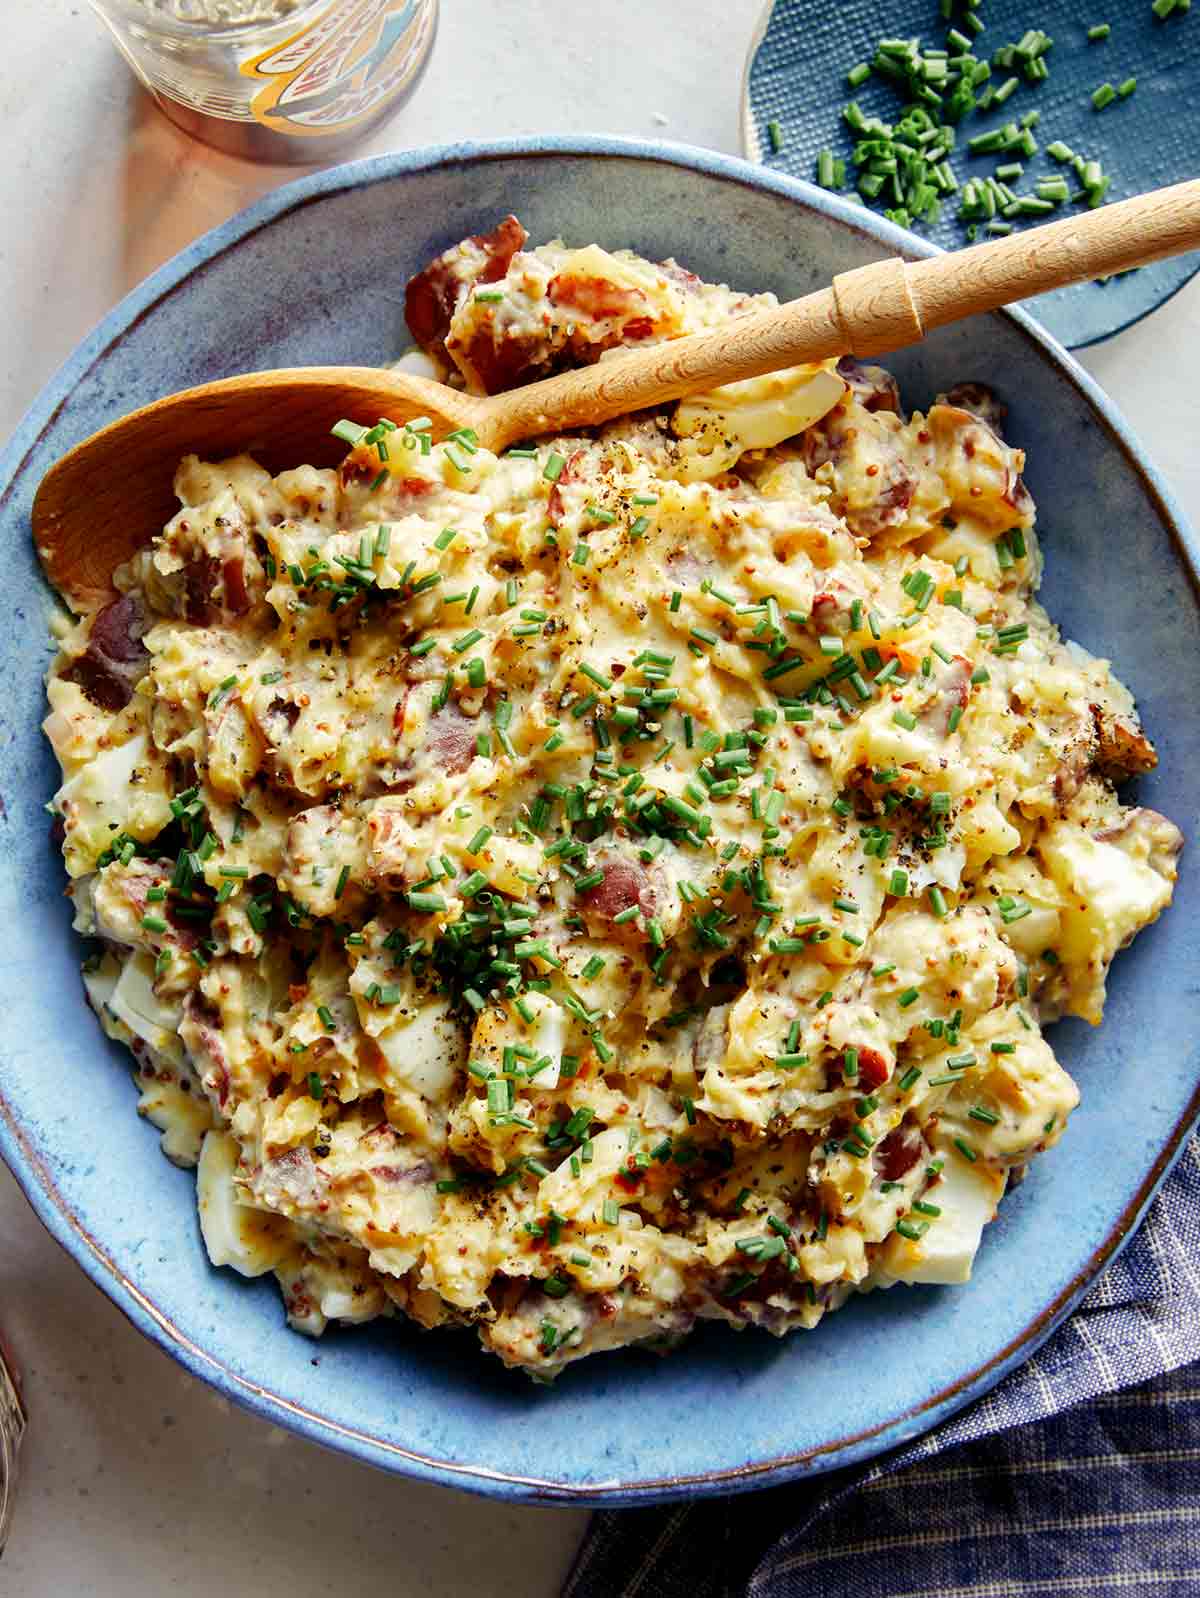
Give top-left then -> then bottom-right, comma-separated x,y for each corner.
0,138 -> 1196,1506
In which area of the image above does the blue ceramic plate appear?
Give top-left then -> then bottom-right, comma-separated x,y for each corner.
0,138 -> 1197,1506
743,0 -> 1200,348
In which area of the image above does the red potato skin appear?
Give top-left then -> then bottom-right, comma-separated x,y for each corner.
547,273 -> 644,321
222,555 -> 250,615
423,706 -> 477,775
802,405 -> 917,538
404,215 -> 528,357
919,655 -> 972,737
941,382 -> 1007,435
65,594 -> 149,712
406,219 -> 676,394
1091,706 -> 1157,781
181,552 -> 253,626
837,357 -> 903,416
182,991 -> 230,1108
580,857 -> 656,923
458,327 -> 544,395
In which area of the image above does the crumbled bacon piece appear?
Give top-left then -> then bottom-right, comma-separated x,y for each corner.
856,1047 -> 890,1093
876,1123 -> 924,1182
547,450 -> 587,527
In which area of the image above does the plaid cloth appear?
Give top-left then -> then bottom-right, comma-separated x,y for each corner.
565,1133 -> 1200,1598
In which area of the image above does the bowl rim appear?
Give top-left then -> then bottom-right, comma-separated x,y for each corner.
2,134 -> 1198,1505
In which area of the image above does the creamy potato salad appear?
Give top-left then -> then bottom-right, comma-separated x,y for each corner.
43,221 -> 1181,1378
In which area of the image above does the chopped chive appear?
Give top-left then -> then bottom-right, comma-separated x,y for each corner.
579,662 -> 612,691
407,890 -> 447,913
331,419 -> 367,446
896,1219 -> 929,1242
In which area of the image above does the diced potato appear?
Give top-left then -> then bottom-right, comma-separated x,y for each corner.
197,1130 -> 294,1278
881,1148 -> 1006,1285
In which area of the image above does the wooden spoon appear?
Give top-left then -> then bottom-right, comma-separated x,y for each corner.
36,178 -> 1200,608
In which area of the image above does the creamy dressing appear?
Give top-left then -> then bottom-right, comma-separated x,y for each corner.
44,236 -> 1181,1377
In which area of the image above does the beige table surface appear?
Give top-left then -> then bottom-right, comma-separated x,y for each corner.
1,2 -> 1197,1593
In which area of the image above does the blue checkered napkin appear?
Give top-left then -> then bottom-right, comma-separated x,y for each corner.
563,1135 -> 1200,1598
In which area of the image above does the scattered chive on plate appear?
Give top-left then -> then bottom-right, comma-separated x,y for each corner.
744,0 -> 1200,347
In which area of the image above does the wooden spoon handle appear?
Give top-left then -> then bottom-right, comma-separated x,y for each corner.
903,175 -> 1200,342
489,178 -> 1200,446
